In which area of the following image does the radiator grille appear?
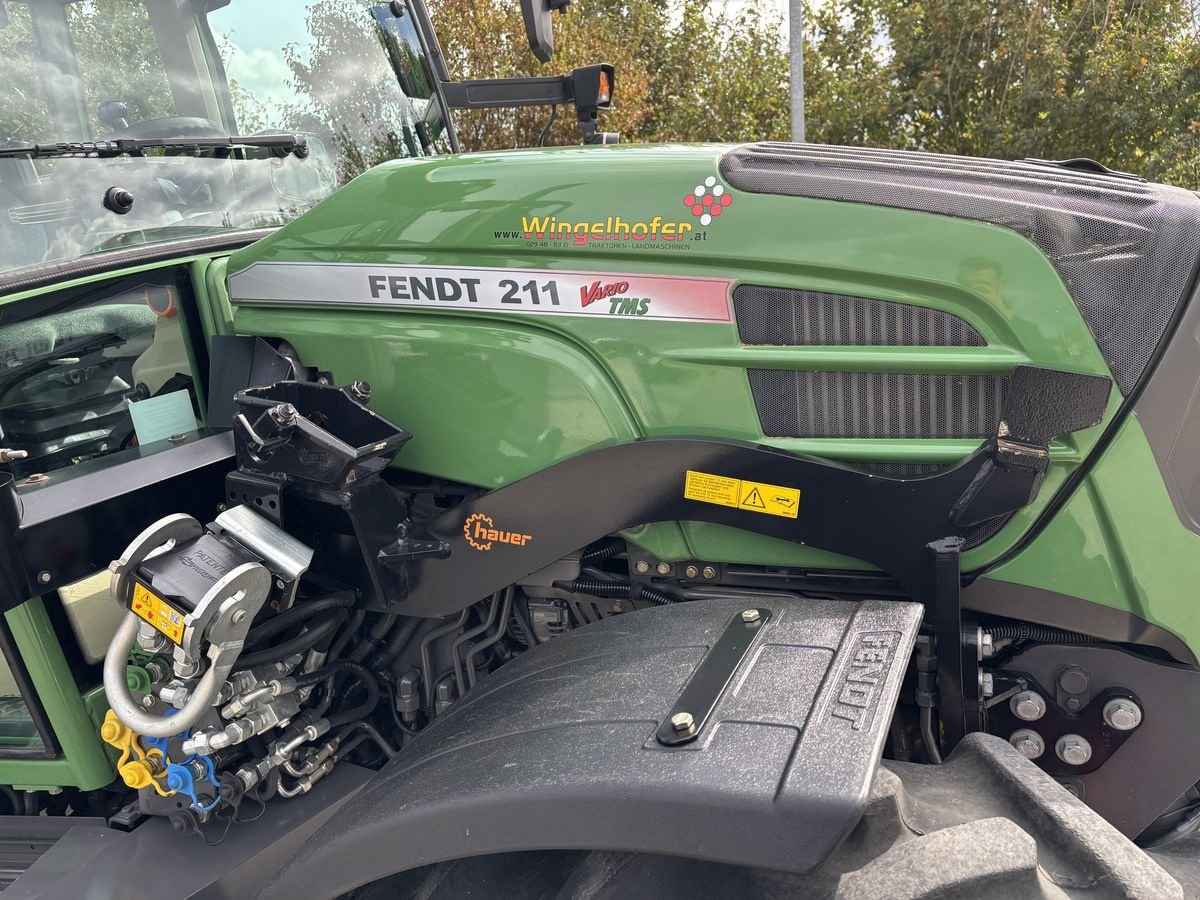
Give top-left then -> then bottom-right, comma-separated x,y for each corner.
749,370 -> 1008,439
734,285 -> 986,347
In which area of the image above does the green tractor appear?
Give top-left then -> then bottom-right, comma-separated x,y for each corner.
0,0 -> 1198,896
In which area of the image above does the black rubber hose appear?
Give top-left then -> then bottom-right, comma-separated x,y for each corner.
325,665 -> 380,729
372,617 -> 420,667
293,659 -> 375,688
557,577 -> 677,606
244,594 -> 355,649
511,597 -> 536,646
236,609 -> 346,669
327,609 -> 365,662
987,624 -> 1100,644
349,613 -> 396,664
581,537 -> 624,565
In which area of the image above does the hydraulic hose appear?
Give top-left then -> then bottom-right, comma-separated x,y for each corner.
371,617 -> 420,667
325,664 -> 380,728
236,609 -> 346,669
104,613 -> 233,738
293,659 -> 374,689
349,613 -> 396,663
243,593 -> 355,649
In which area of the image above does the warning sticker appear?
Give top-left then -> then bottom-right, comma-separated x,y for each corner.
684,470 -> 801,519
130,582 -> 186,645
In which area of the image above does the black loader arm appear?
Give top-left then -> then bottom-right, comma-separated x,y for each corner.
261,596 -> 923,899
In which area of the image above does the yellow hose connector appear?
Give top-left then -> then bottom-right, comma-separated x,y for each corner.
101,709 -> 176,797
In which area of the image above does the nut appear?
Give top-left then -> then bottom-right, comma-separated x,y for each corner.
634,560 -> 650,574
979,630 -> 995,659
1009,729 -> 1045,759
981,672 -> 994,698
1056,734 -> 1092,766
1010,690 -> 1046,722
232,609 -> 248,624
702,566 -> 717,580
684,565 -> 699,579
1102,697 -> 1142,731
741,609 -> 761,624
656,562 -> 671,575
670,711 -> 695,732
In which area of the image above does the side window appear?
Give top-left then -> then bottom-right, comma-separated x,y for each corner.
0,633 -> 48,754
0,277 -> 201,481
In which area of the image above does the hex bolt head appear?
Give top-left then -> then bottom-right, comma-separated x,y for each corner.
1010,690 -> 1047,722
634,560 -> 650,574
670,711 -> 695,732
702,566 -> 717,580
741,609 -> 761,624
1009,729 -> 1045,759
37,571 -> 51,584
1103,697 -> 1143,731
656,562 -> 671,576
1056,734 -> 1093,766
141,694 -> 156,709
684,565 -> 699,579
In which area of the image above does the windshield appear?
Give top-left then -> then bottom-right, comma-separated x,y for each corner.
0,0 -> 454,279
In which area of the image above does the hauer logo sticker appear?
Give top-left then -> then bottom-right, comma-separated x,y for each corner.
464,513 -> 533,551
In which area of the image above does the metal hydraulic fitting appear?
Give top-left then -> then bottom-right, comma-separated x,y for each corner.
1102,697 -> 1142,731
184,696 -> 301,755
278,759 -> 336,797
1010,690 -> 1047,722
221,677 -> 298,719
158,680 -> 192,709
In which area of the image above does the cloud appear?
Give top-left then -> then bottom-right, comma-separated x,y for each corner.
222,42 -> 296,120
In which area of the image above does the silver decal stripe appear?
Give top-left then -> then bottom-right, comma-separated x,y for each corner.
227,262 -> 734,323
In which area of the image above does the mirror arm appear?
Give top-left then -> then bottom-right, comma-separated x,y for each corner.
440,76 -> 573,110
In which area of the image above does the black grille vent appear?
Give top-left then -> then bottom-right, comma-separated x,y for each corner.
749,370 -> 1007,439
734,285 -> 986,347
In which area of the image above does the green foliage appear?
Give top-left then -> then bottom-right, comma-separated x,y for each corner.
803,0 -> 1200,185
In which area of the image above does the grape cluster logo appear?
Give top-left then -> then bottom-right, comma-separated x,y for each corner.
684,176 -> 734,226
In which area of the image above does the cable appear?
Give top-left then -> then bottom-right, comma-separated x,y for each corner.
921,707 -> 943,765
1138,803 -> 1200,849
511,596 -> 536,646
349,613 -> 396,663
236,609 -> 346,669
556,577 -> 678,606
243,593 -> 355,649
538,104 -> 558,147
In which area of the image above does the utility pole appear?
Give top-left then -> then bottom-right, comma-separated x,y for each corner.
789,0 -> 805,142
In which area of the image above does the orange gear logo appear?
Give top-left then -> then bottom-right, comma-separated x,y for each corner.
463,512 -> 532,551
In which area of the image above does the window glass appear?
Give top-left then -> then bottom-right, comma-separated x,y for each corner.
0,2 -> 55,143
0,646 -> 45,752
0,280 -> 199,481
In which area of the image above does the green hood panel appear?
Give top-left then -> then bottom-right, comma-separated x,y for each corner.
226,144 -> 1114,573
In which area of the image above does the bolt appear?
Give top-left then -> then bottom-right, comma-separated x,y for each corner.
656,562 -> 671,576
1009,729 -> 1045,759
269,403 -> 298,426
1102,697 -> 1143,731
741,609 -> 761,624
979,630 -> 995,659
684,565 -> 699,579
670,711 -> 695,732
1056,734 -> 1092,766
1060,780 -> 1081,798
46,787 -> 62,796
349,380 -> 372,403
141,694 -> 156,709
634,561 -> 650,574
232,609 -> 247,624
276,578 -> 286,590
981,672 -> 994,698
1010,690 -> 1046,722
37,571 -> 51,584
702,566 -> 717,580
1065,697 -> 1081,712
168,433 -> 187,444
1058,666 -> 1089,696
317,377 -> 329,385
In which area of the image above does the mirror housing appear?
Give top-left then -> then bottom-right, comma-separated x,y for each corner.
521,0 -> 571,63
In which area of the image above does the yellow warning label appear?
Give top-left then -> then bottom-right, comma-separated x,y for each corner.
684,470 -> 801,519
130,582 -> 186,645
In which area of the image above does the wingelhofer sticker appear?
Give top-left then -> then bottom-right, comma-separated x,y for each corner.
228,262 -> 733,323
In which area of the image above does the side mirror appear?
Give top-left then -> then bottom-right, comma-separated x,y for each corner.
521,0 -> 571,63
571,64 -> 617,144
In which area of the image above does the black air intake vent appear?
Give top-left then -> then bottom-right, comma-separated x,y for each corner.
734,285 -> 986,347
749,370 -> 1008,439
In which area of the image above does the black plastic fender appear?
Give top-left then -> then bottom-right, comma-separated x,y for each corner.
260,596 -> 923,900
